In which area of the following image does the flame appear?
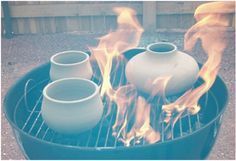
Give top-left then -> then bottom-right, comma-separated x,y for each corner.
90,7 -> 157,145
163,2 -> 234,120
149,76 -> 172,101
90,2 -> 234,146
119,96 -> 160,146
90,7 -> 168,146
90,7 -> 143,97
116,75 -> 171,146
112,84 -> 137,137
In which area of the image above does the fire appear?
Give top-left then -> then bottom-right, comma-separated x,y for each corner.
90,3 -> 234,146
112,84 -> 137,137
90,7 -> 155,145
90,7 -> 143,97
149,76 -> 172,101
163,2 -> 234,121
119,96 -> 160,146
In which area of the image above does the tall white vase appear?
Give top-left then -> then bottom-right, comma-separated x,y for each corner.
125,42 -> 199,96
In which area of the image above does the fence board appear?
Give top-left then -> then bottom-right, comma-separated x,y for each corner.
8,1 -> 16,6
156,14 -> 196,30
17,18 -> 24,34
29,18 -> 37,33
12,18 -> 18,34
137,15 -> 143,26
2,1 -> 235,35
232,14 -> 235,29
105,16 -> 117,31
13,1 -> 28,6
143,1 -> 156,31
50,17 -> 56,33
156,2 -> 205,15
36,17 -> 43,33
9,3 -> 142,18
55,17 -> 67,33
39,1 -> 61,5
23,18 -> 30,34
80,16 -> 91,32
66,17 -> 80,32
1,6 -> 3,17
92,16 -> 106,33
1,18 -> 4,35
27,1 -> 40,5
44,17 -> 53,33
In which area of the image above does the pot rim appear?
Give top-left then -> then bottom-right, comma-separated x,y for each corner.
50,50 -> 89,66
146,42 -> 177,55
43,77 -> 99,104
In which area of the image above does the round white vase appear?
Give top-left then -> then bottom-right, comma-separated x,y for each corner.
125,42 -> 199,96
50,50 -> 93,81
41,78 -> 104,134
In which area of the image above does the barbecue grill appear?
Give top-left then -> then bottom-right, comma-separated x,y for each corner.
3,48 -> 228,159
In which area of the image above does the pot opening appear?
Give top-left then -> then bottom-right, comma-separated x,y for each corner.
44,78 -> 97,102
147,42 -> 177,54
52,51 -> 88,65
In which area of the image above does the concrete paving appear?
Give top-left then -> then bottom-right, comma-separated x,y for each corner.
1,32 -> 235,160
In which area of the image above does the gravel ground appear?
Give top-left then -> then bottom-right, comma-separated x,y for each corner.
1,32 -> 235,160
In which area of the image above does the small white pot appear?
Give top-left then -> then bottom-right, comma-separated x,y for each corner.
125,42 -> 199,96
50,50 -> 93,81
41,78 -> 103,134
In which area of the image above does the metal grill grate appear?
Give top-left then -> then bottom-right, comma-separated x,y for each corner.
13,76 -> 207,149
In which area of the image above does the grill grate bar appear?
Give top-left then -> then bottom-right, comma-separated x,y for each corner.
179,117 -> 183,136
104,105 -> 116,147
171,122 -> 174,139
161,113 -> 165,142
42,127 -> 49,140
22,94 -> 43,130
35,120 -> 45,137
94,101 -> 108,147
196,113 -> 201,128
187,113 -> 193,133
28,111 -> 42,134
114,134 -> 119,147
85,129 -> 93,147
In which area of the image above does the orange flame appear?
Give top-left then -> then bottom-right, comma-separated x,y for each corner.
163,2 -> 234,119
90,7 -> 143,97
112,84 -> 137,137
116,75 -> 171,146
90,2 -> 234,146
119,96 -> 160,146
90,7 -> 158,145
149,76 -> 172,101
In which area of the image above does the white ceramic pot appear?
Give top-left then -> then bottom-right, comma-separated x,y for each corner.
41,78 -> 104,134
125,42 -> 199,96
50,50 -> 93,81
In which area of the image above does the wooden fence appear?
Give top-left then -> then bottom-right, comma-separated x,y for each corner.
1,1 -> 235,35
